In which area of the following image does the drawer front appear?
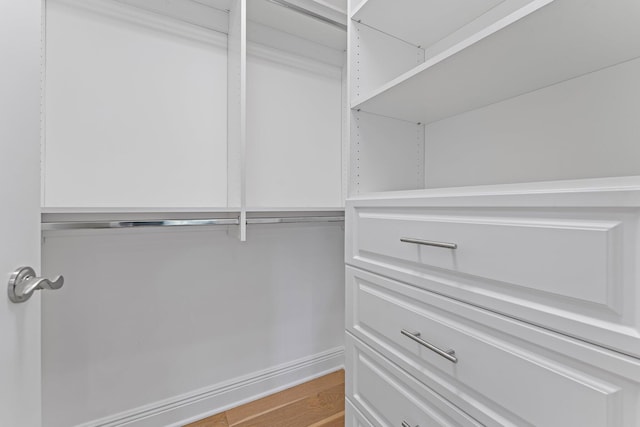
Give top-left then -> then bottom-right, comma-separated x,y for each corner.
346,204 -> 640,357
347,267 -> 640,427
346,399 -> 375,427
345,334 -> 481,427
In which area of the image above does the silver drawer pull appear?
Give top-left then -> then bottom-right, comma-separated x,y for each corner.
401,422 -> 412,427
401,329 -> 458,363
400,237 -> 457,250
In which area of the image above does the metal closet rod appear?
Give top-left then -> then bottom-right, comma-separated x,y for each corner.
265,0 -> 347,31
41,216 -> 345,231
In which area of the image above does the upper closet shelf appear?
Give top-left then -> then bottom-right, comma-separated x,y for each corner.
351,0 -> 504,48
41,207 -> 243,214
248,0 -> 346,50
115,0 -> 231,32
352,0 -> 640,124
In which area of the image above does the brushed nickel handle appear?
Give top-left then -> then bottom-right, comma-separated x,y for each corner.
400,237 -> 457,249
7,266 -> 64,303
401,329 -> 458,363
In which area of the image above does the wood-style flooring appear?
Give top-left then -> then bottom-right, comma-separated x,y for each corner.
185,370 -> 345,427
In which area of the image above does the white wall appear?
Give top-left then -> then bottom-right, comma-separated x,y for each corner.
425,57 -> 640,188
44,0 -> 229,208
246,49 -> 343,208
350,111 -> 424,195
41,223 -> 345,427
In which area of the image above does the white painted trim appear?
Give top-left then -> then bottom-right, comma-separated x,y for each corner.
72,347 -> 344,427
416,123 -> 425,189
50,0 -> 228,48
341,50 -> 349,204
248,42 -> 343,79
40,0 -> 48,207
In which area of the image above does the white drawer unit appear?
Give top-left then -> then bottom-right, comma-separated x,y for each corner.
346,183 -> 640,358
346,266 -> 640,427
345,0 -> 640,425
345,333 -> 482,427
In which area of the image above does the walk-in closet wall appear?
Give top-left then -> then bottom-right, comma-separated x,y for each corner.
42,223 -> 345,427
40,0 -> 347,426
245,1 -> 345,209
43,0 -> 231,208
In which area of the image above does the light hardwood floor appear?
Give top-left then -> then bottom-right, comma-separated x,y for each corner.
185,370 -> 345,427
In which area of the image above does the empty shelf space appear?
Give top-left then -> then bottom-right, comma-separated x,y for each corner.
352,0 -> 640,124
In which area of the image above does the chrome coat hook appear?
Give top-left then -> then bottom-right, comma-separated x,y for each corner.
7,266 -> 64,303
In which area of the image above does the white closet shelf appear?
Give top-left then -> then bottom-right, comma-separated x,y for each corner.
113,0 -> 230,33
40,208 -> 345,223
248,0 -> 346,50
351,0 -> 640,124
245,207 -> 344,212
350,0 -> 504,48
41,207 -> 243,214
190,0 -> 234,11
346,175 -> 640,207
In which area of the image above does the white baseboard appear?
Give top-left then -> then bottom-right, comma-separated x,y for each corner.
75,347 -> 345,427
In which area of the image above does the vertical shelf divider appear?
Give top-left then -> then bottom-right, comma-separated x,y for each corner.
228,0 -> 247,241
